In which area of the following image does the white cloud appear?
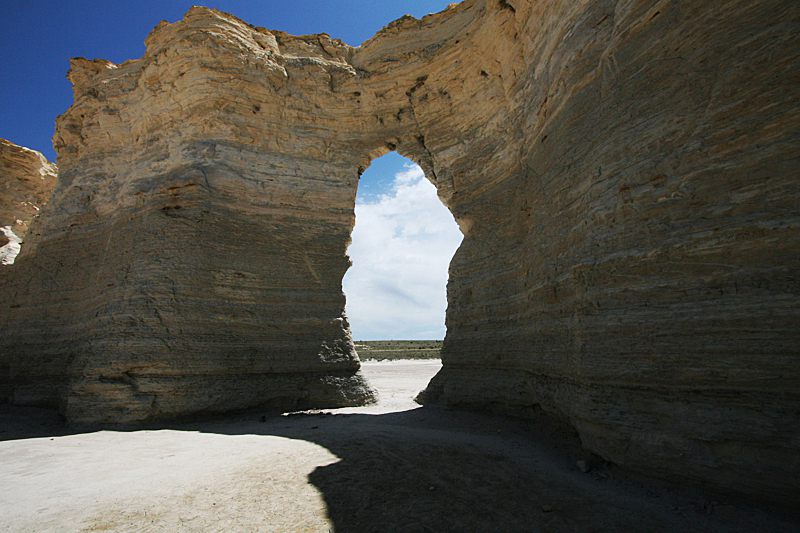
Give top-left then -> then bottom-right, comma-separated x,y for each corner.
343,163 -> 463,340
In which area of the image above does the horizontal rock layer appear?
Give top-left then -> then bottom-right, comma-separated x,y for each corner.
422,0 -> 800,507
0,140 -> 57,264
1,0 -> 798,505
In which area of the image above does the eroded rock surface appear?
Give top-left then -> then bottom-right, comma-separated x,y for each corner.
1,0 -> 798,506
0,140 -> 57,264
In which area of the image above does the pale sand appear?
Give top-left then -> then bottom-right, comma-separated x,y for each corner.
1,360 -> 796,532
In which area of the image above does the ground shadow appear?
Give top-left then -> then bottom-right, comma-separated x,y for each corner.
196,407 -> 800,533
2,403 -> 798,532
250,407 -> 588,533
0,404 -> 81,441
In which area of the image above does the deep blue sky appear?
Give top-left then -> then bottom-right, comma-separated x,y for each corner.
1,0 -> 457,162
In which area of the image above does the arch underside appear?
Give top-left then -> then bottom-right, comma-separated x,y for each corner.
1,0 -> 798,506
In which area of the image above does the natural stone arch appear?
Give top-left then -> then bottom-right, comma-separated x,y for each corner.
0,0 -> 798,507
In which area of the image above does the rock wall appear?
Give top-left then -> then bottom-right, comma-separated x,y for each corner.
423,0 -> 800,507
1,0 -> 798,505
0,140 -> 57,264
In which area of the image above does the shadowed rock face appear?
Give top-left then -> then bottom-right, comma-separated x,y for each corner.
1,0 -> 798,505
0,140 -> 57,264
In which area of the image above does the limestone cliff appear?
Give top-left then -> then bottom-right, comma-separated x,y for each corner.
0,140 -> 57,264
1,0 -> 798,506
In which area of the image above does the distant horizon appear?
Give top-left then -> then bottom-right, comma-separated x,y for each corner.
353,339 -> 444,342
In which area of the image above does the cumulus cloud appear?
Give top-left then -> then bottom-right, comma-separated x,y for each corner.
343,163 -> 463,340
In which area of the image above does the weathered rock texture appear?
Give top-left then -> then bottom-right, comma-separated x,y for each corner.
1,0 -> 798,505
0,140 -> 58,264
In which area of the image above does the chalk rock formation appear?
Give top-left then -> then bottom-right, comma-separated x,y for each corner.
1,0 -> 799,505
0,140 -> 57,264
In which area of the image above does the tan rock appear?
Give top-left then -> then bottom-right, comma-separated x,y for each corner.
0,140 -> 57,264
1,0 -> 799,507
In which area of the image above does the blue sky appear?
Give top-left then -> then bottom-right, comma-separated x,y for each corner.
1,1 -> 463,340
1,1 -> 456,161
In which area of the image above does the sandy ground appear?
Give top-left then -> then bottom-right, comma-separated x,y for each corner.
1,360 -> 797,533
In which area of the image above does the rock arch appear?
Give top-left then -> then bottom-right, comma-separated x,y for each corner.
1,0 -> 798,505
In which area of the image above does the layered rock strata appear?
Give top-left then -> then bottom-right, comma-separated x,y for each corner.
1,0 -> 798,505
0,140 -> 57,264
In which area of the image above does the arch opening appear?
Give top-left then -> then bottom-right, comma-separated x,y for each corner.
343,152 -> 463,342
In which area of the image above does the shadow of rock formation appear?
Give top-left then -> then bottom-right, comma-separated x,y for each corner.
2,403 -> 799,532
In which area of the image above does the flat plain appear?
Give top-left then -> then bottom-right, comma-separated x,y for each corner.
354,340 -> 442,360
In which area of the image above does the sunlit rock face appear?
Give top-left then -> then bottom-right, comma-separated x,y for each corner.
0,140 -> 57,264
1,0 -> 798,505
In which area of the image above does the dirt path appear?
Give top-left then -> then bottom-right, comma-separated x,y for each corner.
1,360 -> 796,532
